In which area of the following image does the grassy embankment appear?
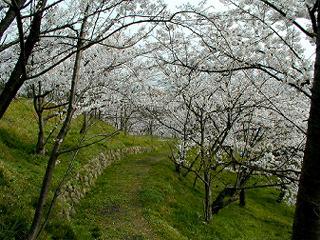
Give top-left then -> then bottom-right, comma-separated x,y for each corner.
0,99 -> 294,239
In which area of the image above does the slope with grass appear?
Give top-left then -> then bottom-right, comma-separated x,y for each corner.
70,147 -> 294,240
0,99 -> 157,239
0,99 -> 294,239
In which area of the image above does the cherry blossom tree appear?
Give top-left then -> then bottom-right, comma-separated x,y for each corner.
0,0 -> 49,118
203,1 -> 317,238
0,0 -> 316,237
23,1 -> 174,238
141,14 -> 309,221
0,0 -> 176,119
149,1 -> 314,235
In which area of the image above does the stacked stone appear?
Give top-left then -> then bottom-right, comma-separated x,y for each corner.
58,146 -> 149,218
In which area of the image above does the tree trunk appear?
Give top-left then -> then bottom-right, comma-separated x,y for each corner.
27,143 -> 62,240
80,112 -> 88,134
33,83 -> 46,155
204,171 -> 212,222
148,120 -> 153,135
239,189 -> 245,207
0,0 -> 27,40
121,108 -> 128,135
277,186 -> 286,203
35,113 -> 45,154
292,10 -> 320,240
212,187 -> 237,215
0,0 -> 47,119
174,162 -> 181,173
27,9 -> 88,239
123,120 -> 128,135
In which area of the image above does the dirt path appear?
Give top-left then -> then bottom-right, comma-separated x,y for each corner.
71,151 -> 163,240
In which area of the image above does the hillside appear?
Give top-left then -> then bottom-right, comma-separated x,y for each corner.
0,99 -> 294,239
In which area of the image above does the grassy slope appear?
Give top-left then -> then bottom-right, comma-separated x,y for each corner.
71,148 -> 294,240
0,99 -> 294,239
0,99 -> 156,239
143,159 -> 293,240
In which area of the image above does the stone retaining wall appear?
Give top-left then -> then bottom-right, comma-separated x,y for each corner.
57,146 -> 150,218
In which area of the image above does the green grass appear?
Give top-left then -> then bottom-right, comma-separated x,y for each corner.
139,156 -> 293,240
71,153 -> 160,239
0,99 -> 158,239
70,147 -> 294,240
0,98 -> 294,239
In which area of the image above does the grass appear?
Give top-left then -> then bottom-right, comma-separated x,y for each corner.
0,98 -> 294,239
0,98 -> 157,239
139,156 -> 294,240
71,153 -> 160,239
70,147 -> 294,239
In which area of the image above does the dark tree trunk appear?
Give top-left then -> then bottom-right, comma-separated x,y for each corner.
123,121 -> 128,135
147,120 -> 154,135
292,7 -> 320,240
193,175 -> 198,188
33,83 -> 46,155
0,0 -> 27,40
27,142 -> 63,240
35,114 -> 45,154
239,189 -> 245,207
80,112 -> 88,134
212,187 -> 237,215
122,117 -> 129,135
0,0 -> 47,119
277,187 -> 286,203
27,10 -> 88,239
204,171 -> 212,222
174,162 -> 181,173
